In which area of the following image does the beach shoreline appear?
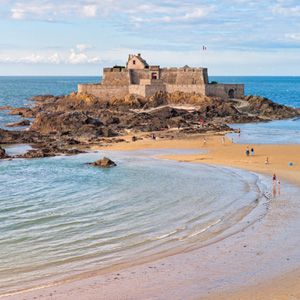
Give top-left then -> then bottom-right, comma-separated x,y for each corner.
2,134 -> 300,299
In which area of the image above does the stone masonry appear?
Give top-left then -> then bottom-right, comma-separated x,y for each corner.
78,54 -> 244,100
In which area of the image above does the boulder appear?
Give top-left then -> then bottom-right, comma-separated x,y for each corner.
88,157 -> 117,168
0,146 -> 7,159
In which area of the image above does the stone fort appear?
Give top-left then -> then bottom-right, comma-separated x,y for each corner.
78,54 -> 244,100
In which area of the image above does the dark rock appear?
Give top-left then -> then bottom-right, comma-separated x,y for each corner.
9,107 -> 36,118
6,120 -> 31,127
17,149 -> 52,159
0,146 -> 7,159
88,157 -> 117,168
102,127 -> 118,137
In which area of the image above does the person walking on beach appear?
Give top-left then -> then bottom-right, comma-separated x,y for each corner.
272,173 -> 277,197
203,137 -> 207,145
265,157 -> 269,165
251,148 -> 254,156
246,149 -> 250,156
221,136 -> 225,145
273,173 -> 277,185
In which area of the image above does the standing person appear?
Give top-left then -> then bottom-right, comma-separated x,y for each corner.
265,157 -> 269,165
251,148 -> 254,156
203,137 -> 207,145
246,149 -> 250,156
273,173 -> 277,185
221,136 -> 225,145
272,173 -> 277,198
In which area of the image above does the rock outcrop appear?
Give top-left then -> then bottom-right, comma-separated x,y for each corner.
0,91 -> 299,159
88,157 -> 117,168
6,120 -> 30,127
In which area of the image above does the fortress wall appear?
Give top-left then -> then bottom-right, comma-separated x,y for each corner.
176,69 -> 208,85
128,85 -> 146,97
160,69 -> 178,84
102,69 -> 129,86
145,84 -> 166,97
205,84 -> 244,99
160,68 -> 208,85
129,83 -> 166,97
129,69 -> 150,84
165,84 -> 206,95
78,84 -> 129,99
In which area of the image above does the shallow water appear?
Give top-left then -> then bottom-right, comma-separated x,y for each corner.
0,149 -> 270,295
227,118 -> 300,144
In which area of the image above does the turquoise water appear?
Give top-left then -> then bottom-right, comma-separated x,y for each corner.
0,149 -> 269,295
228,118 -> 300,144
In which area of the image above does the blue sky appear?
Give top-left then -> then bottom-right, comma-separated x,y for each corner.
0,0 -> 299,75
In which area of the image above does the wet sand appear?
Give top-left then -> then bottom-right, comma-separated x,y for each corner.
3,134 -> 300,300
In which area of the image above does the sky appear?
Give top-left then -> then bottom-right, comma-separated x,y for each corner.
0,0 -> 299,76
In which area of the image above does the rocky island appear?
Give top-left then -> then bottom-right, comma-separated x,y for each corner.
0,54 -> 299,159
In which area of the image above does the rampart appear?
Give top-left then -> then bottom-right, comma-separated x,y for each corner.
77,54 -> 244,100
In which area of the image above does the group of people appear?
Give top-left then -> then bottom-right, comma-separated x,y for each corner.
245,147 -> 255,156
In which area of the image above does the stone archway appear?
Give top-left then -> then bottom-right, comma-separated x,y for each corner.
151,73 -> 157,80
228,89 -> 235,99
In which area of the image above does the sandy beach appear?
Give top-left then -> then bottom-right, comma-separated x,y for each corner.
2,133 -> 300,300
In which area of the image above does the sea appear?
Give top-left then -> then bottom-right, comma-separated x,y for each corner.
0,76 -> 300,295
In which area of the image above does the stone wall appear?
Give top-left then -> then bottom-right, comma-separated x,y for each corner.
205,84 -> 244,99
102,69 -> 129,86
128,85 -> 146,97
129,82 -> 166,97
129,69 -> 150,84
160,68 -> 208,85
78,84 -> 129,100
165,84 -> 206,95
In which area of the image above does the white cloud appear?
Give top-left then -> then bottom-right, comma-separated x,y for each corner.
130,5 -> 213,24
272,3 -> 300,16
76,44 -> 92,52
285,33 -> 300,41
48,52 -> 62,64
82,5 -> 97,18
0,45 -> 101,65
11,7 -> 24,19
7,0 -> 214,24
